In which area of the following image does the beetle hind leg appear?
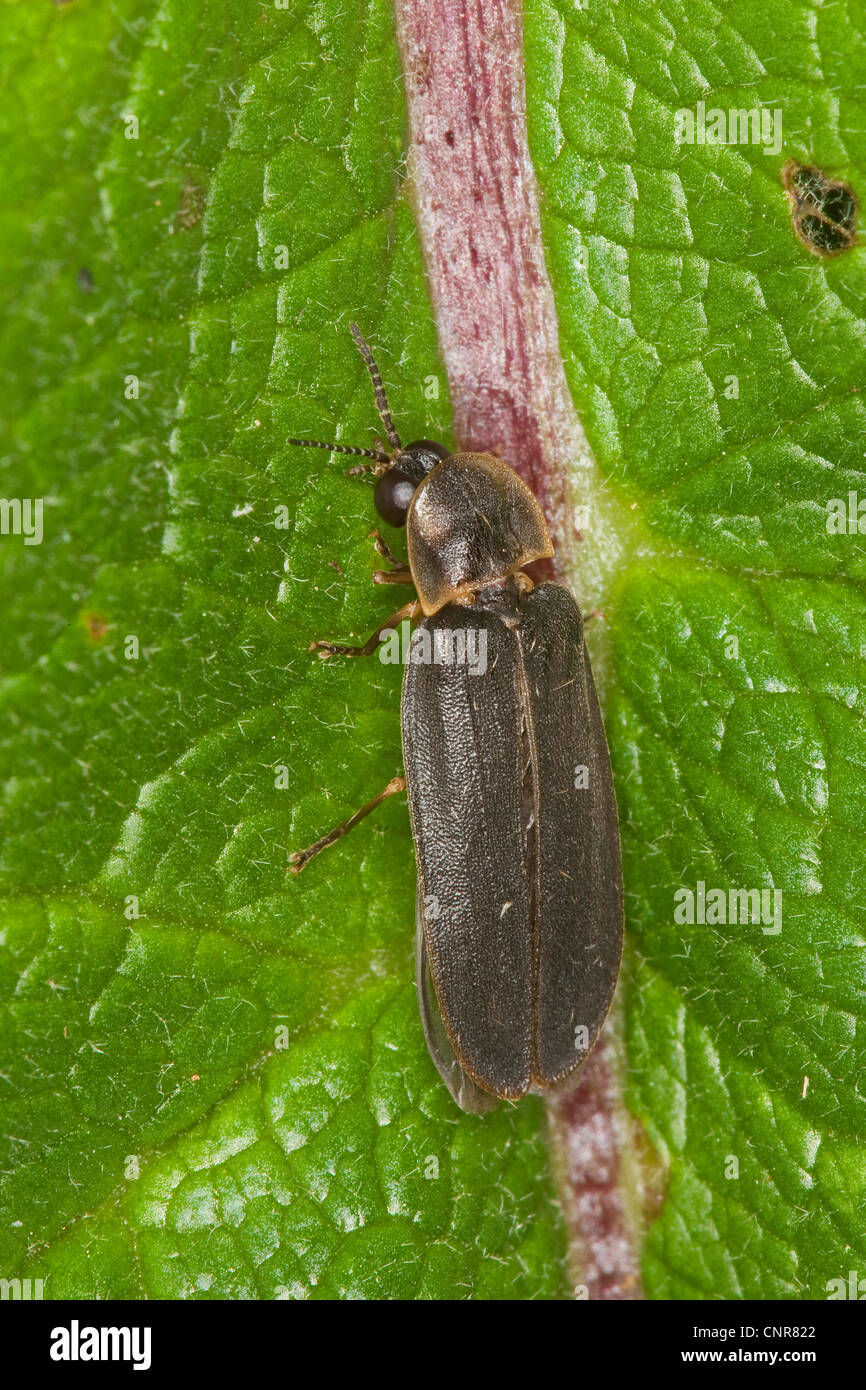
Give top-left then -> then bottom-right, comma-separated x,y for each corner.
309,599 -> 420,659
289,774 -> 407,875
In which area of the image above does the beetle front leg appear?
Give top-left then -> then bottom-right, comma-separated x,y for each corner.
369,528 -> 402,569
368,528 -> 414,587
309,599 -> 420,659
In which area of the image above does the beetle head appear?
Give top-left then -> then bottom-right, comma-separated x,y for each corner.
373,441 -> 451,526
285,327 -> 554,613
287,325 -> 451,527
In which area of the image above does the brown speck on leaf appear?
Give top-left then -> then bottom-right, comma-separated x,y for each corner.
328,560 -> 344,576
782,160 -> 858,257
77,267 -> 94,293
84,613 -> 109,641
176,177 -> 206,230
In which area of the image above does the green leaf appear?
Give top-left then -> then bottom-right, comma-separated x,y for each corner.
0,0 -> 568,1299
6,0 -> 866,1303
525,0 -> 866,1297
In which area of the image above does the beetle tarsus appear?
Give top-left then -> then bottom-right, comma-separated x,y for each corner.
309,638 -> 378,658
346,460 -> 390,477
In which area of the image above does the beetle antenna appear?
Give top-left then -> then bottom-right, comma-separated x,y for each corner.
286,438 -> 392,465
349,323 -> 402,451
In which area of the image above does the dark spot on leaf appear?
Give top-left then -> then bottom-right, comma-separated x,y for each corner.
84,612 -> 109,641
782,160 -> 858,257
444,129 -> 455,147
328,560 -> 344,576
176,178 -> 206,230
77,267 -> 94,292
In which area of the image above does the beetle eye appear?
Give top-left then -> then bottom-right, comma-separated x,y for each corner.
374,468 -> 416,527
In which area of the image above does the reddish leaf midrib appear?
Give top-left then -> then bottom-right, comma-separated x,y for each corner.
393,0 -> 644,1300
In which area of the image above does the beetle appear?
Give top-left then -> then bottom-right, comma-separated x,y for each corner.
287,324 -> 623,1114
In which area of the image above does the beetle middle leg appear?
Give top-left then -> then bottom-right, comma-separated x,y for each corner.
289,774 -> 407,875
309,599 -> 420,659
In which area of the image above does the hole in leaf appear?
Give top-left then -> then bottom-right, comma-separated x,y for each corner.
782,161 -> 858,256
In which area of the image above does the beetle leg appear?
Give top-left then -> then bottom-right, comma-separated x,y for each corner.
345,460 -> 389,477
368,529 -> 414,587
345,442 -> 392,479
309,599 -> 420,658
289,774 -> 407,875
372,568 -> 414,585
368,527 -> 402,569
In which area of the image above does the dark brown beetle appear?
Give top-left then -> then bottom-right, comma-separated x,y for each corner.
288,325 -> 623,1113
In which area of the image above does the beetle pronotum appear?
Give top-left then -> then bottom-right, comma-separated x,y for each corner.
288,325 -> 623,1114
